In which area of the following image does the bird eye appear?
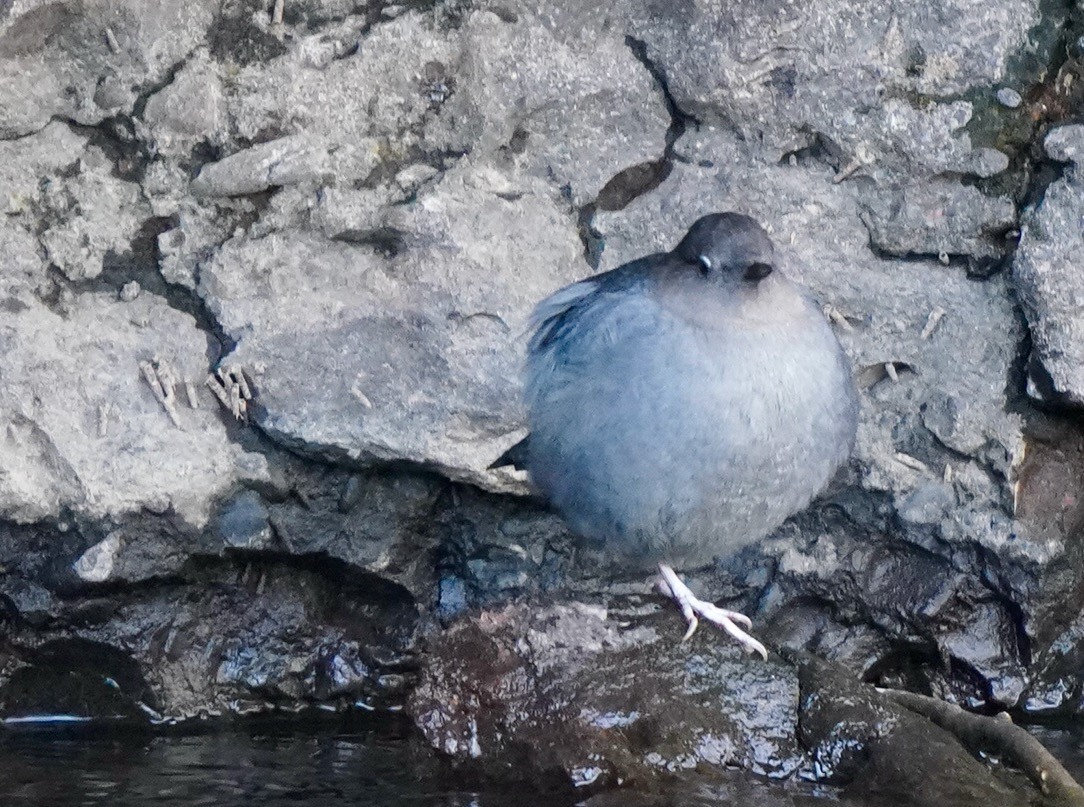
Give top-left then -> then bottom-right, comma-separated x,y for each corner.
698,255 -> 713,276
744,262 -> 773,281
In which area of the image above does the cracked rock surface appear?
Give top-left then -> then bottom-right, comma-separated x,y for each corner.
3,0 -> 1084,802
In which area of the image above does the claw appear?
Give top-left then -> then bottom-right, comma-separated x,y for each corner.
657,563 -> 768,660
681,617 -> 699,642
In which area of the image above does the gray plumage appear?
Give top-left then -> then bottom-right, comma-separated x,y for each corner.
520,212 -> 858,571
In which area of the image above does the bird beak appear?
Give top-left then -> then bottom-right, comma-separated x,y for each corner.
744,262 -> 773,281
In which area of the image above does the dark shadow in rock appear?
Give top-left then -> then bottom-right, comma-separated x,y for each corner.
2,638 -> 155,721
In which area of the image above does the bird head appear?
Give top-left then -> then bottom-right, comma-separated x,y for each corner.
674,212 -> 775,286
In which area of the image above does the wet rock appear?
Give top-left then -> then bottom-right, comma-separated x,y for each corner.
410,601 -> 802,788
1,554 -> 420,719
796,655 -> 1030,805
411,603 -> 1038,803
1014,125 -> 1084,406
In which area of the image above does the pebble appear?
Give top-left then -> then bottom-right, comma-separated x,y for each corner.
996,87 -> 1022,109
119,280 -> 141,302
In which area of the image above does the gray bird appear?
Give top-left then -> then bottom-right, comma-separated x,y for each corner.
507,212 -> 859,658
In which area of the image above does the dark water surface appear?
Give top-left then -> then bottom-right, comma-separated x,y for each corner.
3,715 -> 1083,807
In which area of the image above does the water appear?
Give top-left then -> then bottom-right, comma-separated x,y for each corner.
2,716 -> 1082,807
0,715 -> 566,807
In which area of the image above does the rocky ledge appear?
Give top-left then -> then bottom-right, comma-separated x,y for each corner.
3,0 -> 1084,804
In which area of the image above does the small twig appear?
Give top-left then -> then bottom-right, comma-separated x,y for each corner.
882,689 -> 1084,805
823,304 -> 855,332
104,27 -> 120,54
227,366 -> 252,400
272,0 -> 285,25
921,307 -> 946,340
205,374 -> 233,410
139,360 -> 182,428
894,452 -> 929,474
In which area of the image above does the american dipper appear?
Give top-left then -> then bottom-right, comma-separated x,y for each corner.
509,212 -> 858,659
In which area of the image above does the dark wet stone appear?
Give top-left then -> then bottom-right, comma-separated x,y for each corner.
410,600 -> 802,790
795,654 -> 1031,805
217,490 -> 273,550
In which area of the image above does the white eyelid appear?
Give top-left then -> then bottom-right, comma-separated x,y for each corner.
698,255 -> 713,272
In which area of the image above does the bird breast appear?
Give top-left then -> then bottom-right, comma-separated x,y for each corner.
526,273 -> 856,569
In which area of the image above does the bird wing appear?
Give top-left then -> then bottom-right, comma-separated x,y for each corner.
527,278 -> 605,354
524,263 -> 662,407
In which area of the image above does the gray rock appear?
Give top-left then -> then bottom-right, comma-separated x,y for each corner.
0,0 -> 218,137
1043,123 -> 1084,164
119,281 -> 141,302
0,291 -> 268,527
216,491 -> 273,550
225,12 -> 457,185
141,49 -> 229,157
1013,125 -> 1084,405
859,180 -> 1015,258
36,142 -> 149,281
996,87 -> 1023,108
196,161 -> 583,492
191,135 -> 331,197
625,0 -> 1031,179
72,532 -> 123,583
448,9 -> 670,206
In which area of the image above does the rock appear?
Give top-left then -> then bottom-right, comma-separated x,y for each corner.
1043,124 -> 1084,164
996,87 -> 1023,109
225,12 -> 459,185
140,49 -> 229,157
118,281 -> 141,302
36,141 -> 149,281
795,655 -> 1030,804
625,0 -> 1032,179
0,0 -> 218,137
196,161 -> 583,492
448,9 -> 670,206
410,601 -> 803,787
1013,125 -> 1084,405
72,532 -> 123,583
411,603 -> 1034,803
0,553 -> 420,719
0,290 -> 267,527
216,491 -> 273,550
859,180 -> 1016,258
191,135 -> 331,197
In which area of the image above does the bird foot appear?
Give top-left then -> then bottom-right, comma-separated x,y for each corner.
657,564 -> 768,660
